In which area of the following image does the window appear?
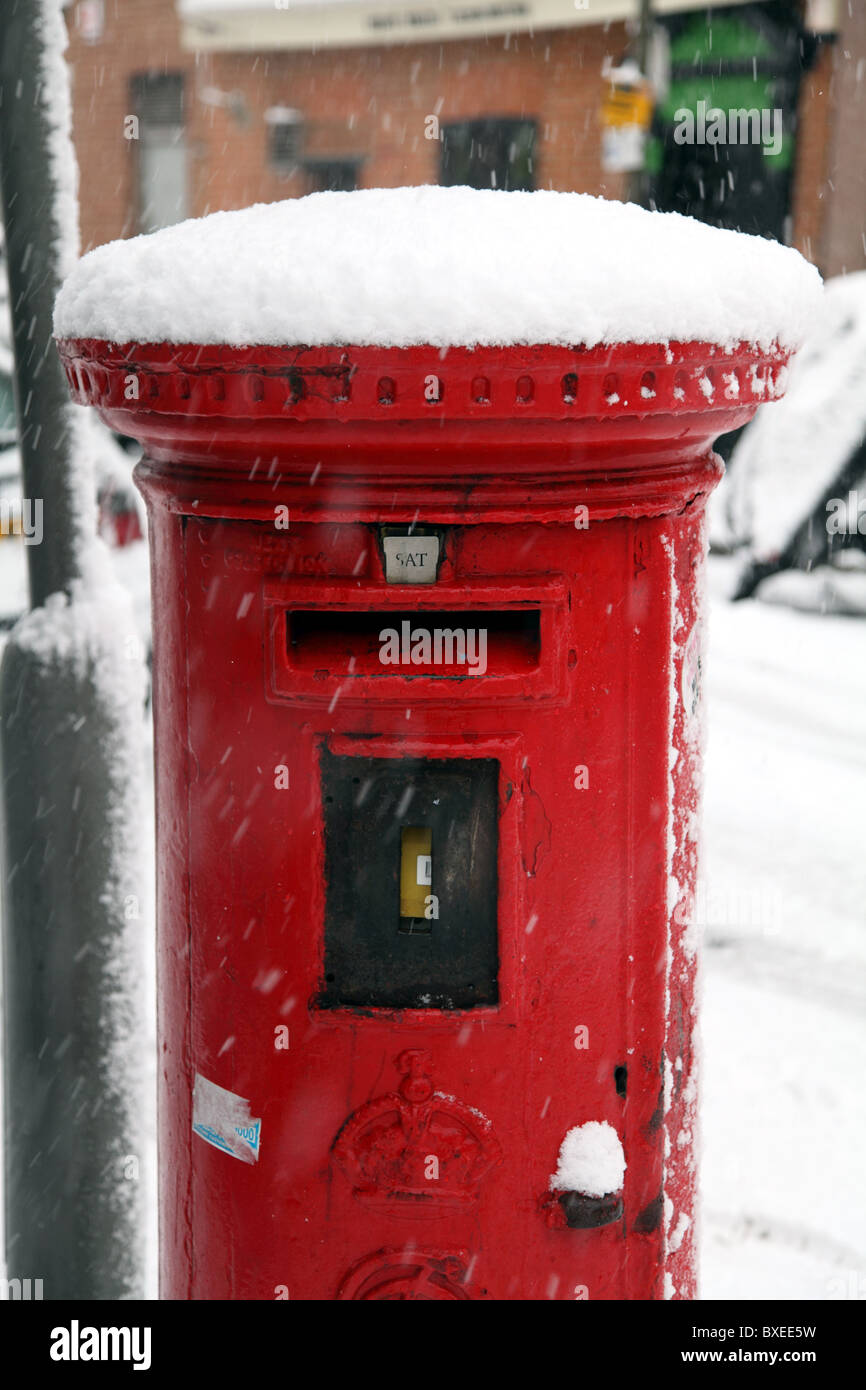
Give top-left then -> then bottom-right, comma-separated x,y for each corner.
265,107 -> 304,175
131,73 -> 188,234
441,118 -> 536,191
305,160 -> 360,193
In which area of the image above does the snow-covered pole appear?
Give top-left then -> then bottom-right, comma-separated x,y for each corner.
633,0 -> 653,76
626,0 -> 654,209
0,0 -> 90,602
0,0 -> 146,1297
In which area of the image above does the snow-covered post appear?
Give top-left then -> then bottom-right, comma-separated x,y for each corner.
0,1 -> 146,1297
633,0 -> 654,74
626,0 -> 654,208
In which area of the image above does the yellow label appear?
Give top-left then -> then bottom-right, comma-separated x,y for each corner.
600,87 -> 653,130
400,826 -> 432,919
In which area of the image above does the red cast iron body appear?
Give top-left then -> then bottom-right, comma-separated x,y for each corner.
58,336 -> 789,1300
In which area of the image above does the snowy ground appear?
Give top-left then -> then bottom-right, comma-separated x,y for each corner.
0,541 -> 863,1301
699,556 -> 866,1300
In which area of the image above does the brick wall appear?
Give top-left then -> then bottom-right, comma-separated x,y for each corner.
820,2 -> 866,277
790,38 -> 833,268
66,0 -> 195,249
65,0 -> 628,252
65,2 -> 866,282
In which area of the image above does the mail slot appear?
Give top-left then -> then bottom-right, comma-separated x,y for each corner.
266,576 -> 566,705
287,609 -> 540,676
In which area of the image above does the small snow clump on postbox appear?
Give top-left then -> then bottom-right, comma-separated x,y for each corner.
550,1120 -> 626,1196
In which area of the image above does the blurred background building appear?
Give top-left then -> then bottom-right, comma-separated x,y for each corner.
5,0 -> 847,597
63,0 -> 864,281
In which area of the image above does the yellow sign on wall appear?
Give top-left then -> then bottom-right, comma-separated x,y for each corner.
600,70 -> 654,173
600,85 -> 654,132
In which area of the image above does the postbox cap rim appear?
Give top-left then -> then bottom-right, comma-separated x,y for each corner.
56,335 -> 792,421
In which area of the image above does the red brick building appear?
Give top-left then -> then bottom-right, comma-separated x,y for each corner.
64,0 -> 865,278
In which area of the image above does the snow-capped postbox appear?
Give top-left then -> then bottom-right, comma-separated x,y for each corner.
54,187 -> 817,1300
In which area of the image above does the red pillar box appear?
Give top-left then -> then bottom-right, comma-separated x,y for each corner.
55,188 -> 817,1300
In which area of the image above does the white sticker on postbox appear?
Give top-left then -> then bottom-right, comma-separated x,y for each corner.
192,1072 -> 261,1164
383,534 -> 440,584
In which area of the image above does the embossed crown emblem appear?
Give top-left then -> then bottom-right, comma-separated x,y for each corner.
332,1050 -> 501,1204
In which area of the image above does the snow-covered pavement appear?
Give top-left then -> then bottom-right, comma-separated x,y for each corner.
699,558 -> 866,1299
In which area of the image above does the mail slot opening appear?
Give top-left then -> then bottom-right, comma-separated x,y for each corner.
288,609 -> 540,677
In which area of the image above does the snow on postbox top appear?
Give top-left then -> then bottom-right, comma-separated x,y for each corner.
54,185 -> 821,353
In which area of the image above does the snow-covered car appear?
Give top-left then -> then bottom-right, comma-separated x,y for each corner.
711,271 -> 866,613
0,426 -> 150,652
